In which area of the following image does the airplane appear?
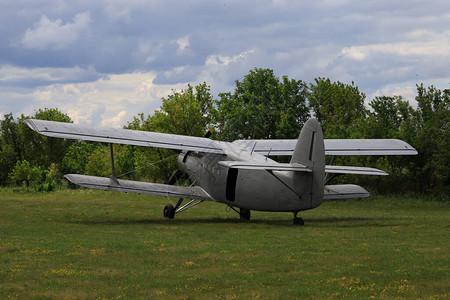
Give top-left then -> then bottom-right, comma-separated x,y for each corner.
24,118 -> 417,225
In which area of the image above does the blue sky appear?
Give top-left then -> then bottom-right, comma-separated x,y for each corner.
1,0 -> 449,127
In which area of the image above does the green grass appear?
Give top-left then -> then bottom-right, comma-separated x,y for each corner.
0,189 -> 448,299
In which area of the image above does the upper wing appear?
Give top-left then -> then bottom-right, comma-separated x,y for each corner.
65,174 -> 214,201
324,139 -> 417,155
25,119 -> 225,154
233,139 -> 417,156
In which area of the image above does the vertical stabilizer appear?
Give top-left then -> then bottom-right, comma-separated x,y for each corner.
291,119 -> 325,208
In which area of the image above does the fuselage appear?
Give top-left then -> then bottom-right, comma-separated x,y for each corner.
177,142 -> 321,212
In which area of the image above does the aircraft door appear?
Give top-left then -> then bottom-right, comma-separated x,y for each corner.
226,168 -> 238,202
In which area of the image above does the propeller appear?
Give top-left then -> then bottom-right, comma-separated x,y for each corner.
168,128 -> 214,185
168,170 -> 185,185
167,128 -> 215,215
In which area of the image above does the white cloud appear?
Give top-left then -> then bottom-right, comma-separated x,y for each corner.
176,36 -> 190,55
370,84 -> 419,108
17,72 -> 189,127
205,50 -> 255,66
101,110 -> 130,127
21,12 -> 91,50
341,41 -> 450,61
370,78 -> 450,108
341,30 -> 450,61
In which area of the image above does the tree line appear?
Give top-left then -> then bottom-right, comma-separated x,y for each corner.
0,68 -> 448,197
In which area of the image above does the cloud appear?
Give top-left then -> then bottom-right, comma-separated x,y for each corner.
0,65 -> 101,87
176,36 -> 190,55
21,12 -> 91,50
101,110 -> 130,128
2,1 -> 450,126
340,38 -> 450,61
370,77 -> 450,108
153,49 -> 255,87
0,72 -> 189,127
205,50 -> 255,66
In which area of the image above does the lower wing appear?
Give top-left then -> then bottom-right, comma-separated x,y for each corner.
64,174 -> 214,202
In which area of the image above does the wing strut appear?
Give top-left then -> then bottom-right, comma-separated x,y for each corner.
109,144 -> 119,185
324,155 -> 339,185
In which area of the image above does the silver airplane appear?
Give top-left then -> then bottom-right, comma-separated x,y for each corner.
25,118 -> 417,225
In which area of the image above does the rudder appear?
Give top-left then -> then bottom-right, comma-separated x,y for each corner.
291,119 -> 325,208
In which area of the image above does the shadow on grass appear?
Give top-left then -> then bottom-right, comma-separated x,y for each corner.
70,217 -> 291,227
68,216 -> 409,228
307,217 -> 410,227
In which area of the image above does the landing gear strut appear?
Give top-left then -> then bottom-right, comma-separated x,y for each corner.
163,198 -> 204,219
293,212 -> 304,226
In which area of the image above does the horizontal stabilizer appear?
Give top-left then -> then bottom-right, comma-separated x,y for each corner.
64,174 -> 213,201
25,119 -> 224,154
218,161 -> 311,172
324,139 -> 417,155
233,138 -> 417,156
325,165 -> 388,176
324,184 -> 370,199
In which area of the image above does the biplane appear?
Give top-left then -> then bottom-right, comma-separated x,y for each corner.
25,118 -> 417,225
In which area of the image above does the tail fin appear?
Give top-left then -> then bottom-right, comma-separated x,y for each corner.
291,119 -> 325,208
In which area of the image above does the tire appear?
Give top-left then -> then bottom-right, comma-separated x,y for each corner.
293,217 -> 304,226
240,209 -> 251,221
163,204 -> 175,219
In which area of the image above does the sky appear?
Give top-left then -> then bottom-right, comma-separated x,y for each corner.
1,0 -> 449,127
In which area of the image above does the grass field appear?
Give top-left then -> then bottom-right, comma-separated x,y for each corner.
0,189 -> 448,299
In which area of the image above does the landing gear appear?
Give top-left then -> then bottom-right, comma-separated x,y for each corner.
163,198 -> 205,219
163,204 -> 175,219
293,212 -> 304,226
293,217 -> 304,226
240,209 -> 251,221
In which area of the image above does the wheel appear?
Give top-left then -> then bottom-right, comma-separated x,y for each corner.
293,217 -> 304,226
240,209 -> 251,221
163,204 -> 175,219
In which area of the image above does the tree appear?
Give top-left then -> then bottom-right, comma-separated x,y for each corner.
0,142 -> 17,185
408,84 -> 450,194
19,108 -> 74,168
9,160 -> 45,190
1,109 -> 74,187
60,141 -> 103,175
309,78 -> 366,138
84,145 -> 114,178
151,82 -> 216,136
123,83 -> 216,183
363,96 -> 414,138
215,68 -> 309,141
0,113 -> 23,162
349,96 -> 416,193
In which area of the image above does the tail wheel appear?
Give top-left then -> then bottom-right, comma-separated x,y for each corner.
293,217 -> 304,226
163,204 -> 175,219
